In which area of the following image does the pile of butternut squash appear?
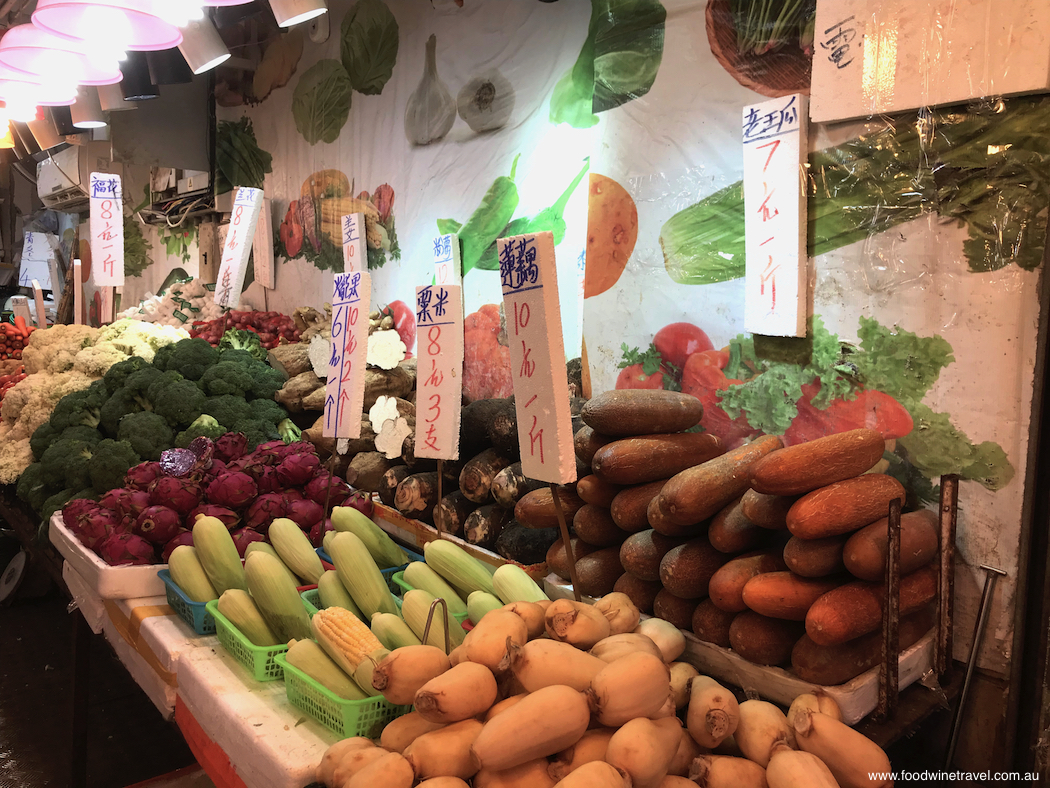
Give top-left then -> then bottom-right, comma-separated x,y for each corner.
545,390 -> 939,685
313,591 -> 894,787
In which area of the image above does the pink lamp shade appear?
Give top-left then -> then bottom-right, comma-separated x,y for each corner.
201,1 -> 254,4
0,24 -> 123,86
32,0 -> 184,52
0,78 -> 77,106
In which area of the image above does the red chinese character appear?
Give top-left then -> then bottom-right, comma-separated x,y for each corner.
757,139 -> 780,171
760,255 -> 779,311
424,422 -> 439,451
519,340 -> 535,378
425,358 -> 444,387
528,415 -> 544,463
757,186 -> 779,222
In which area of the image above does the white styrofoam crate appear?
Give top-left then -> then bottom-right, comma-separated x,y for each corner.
49,514 -> 166,600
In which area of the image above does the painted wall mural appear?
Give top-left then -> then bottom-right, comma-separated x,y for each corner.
214,0 -> 1045,674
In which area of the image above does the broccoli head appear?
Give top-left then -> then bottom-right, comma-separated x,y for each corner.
175,414 -> 226,448
124,366 -> 167,399
49,381 -> 109,431
278,418 -> 302,443
60,426 -> 104,445
89,439 -> 140,494
103,356 -> 150,393
162,338 -> 219,381
150,376 -> 207,428
100,388 -> 148,437
249,397 -> 287,427
203,395 -> 253,429
238,422 -> 281,451
219,329 -> 268,362
151,343 -> 176,372
40,439 -> 96,491
199,361 -> 255,398
30,422 -> 60,460
247,362 -> 286,401
117,411 -> 173,461
16,463 -> 51,512
217,349 -> 256,367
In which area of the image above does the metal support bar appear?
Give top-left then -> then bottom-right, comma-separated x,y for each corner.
550,482 -> 581,602
876,497 -> 902,721
938,475 -> 960,678
421,597 -> 451,655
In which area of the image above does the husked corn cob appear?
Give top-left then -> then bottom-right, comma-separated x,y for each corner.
269,518 -> 324,584
330,506 -> 409,569
311,605 -> 385,676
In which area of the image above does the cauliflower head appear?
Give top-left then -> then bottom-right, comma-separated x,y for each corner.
21,325 -> 99,374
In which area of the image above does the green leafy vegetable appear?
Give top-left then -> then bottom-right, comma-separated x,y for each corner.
341,0 -> 399,96
852,316 -> 954,407
663,95 -> 1050,282
728,0 -> 817,55
618,343 -> 662,375
550,0 -> 666,128
216,117 -> 273,193
124,216 -> 152,278
451,155 -> 520,276
292,60 -> 353,145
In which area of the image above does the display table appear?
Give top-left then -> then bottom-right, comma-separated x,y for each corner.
63,561 -> 335,788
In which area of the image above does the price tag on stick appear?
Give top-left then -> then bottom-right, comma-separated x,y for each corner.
414,284 -> 464,460
253,197 -> 275,289
433,233 -> 461,286
73,260 -> 84,325
742,94 -> 808,338
498,231 -> 576,484
89,173 -> 125,287
342,213 -> 366,273
215,187 -> 265,308
323,271 -> 371,438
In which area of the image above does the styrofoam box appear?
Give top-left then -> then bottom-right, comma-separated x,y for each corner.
49,514 -> 166,599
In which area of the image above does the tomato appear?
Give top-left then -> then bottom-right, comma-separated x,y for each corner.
279,201 -> 304,257
382,300 -> 417,358
783,383 -> 914,446
615,364 -> 666,390
653,322 -> 714,370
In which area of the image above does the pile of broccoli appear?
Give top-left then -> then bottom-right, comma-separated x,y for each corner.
19,337 -> 290,520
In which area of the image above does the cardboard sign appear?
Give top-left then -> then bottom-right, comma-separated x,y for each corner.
433,233 -> 461,286
31,280 -> 46,328
414,284 -> 464,460
215,187 -> 264,308
742,94 -> 808,338
323,271 -> 371,439
20,232 -> 53,290
10,296 -> 31,326
253,197 -> 275,289
498,231 -> 576,484
89,173 -> 124,286
342,213 -> 366,273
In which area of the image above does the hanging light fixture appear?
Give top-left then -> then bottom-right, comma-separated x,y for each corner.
269,0 -> 328,28
147,48 -> 194,85
201,1 -> 252,5
178,16 -> 231,74
119,52 -> 159,101
27,109 -> 63,149
0,24 -> 122,87
32,0 -> 184,54
97,82 -> 137,111
70,87 -> 107,129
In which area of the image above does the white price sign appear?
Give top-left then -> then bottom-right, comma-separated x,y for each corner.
323,271 -> 371,438
742,94 -> 808,338
342,213 -> 366,273
498,231 -> 576,484
414,284 -> 464,460
89,173 -> 125,287
215,187 -> 265,308
433,233 -> 461,286
20,232 -> 53,290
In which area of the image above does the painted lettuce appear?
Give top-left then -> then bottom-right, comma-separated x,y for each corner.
292,60 -> 353,145
341,0 -> 399,96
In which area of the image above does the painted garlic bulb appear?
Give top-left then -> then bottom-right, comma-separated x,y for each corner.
405,34 -> 456,145
457,69 -> 515,132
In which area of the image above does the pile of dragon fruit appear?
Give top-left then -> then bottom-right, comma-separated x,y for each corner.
60,433 -> 373,566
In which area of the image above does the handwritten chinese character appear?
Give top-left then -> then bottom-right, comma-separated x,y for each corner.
425,358 -> 444,387
417,287 -> 433,324
820,16 -> 857,69
519,340 -> 535,378
433,235 -> 452,261
760,255 -> 779,312
757,187 -> 779,222
433,288 -> 448,318
499,237 -> 539,289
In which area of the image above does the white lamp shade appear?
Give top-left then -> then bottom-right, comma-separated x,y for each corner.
178,17 -> 231,74
32,0 -> 184,52
0,24 -> 122,86
270,0 -> 327,28
97,82 -> 137,111
71,87 -> 107,128
28,111 -> 63,149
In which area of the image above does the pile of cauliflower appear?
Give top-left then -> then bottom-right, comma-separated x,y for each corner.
117,277 -> 250,327
0,320 -> 189,484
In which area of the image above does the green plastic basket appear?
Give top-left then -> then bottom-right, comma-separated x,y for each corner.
274,653 -> 410,738
390,571 -> 470,625
205,600 -> 288,682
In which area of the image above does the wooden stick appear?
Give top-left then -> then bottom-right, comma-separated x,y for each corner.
937,474 -> 960,679
550,482 -> 581,602
876,496 -> 901,722
30,279 -> 46,328
437,459 -> 444,509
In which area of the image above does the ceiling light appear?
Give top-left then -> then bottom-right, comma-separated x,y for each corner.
0,76 -> 77,107
201,1 -> 253,5
97,82 -> 137,111
178,16 -> 231,74
269,0 -> 327,28
32,0 -> 184,53
119,52 -> 159,101
0,24 -> 122,86
147,49 -> 194,85
71,87 -> 107,129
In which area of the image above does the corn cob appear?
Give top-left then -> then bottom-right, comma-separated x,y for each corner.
371,612 -> 423,651
244,551 -> 312,642
403,561 -> 469,617
328,531 -> 400,618
286,638 -> 368,700
422,540 -> 495,597
168,545 -> 218,603
269,518 -> 324,584
245,541 -> 304,586
317,570 -> 364,619
466,591 -> 504,624
193,516 -> 247,594
402,589 -> 466,652
330,506 -> 409,569
492,564 -> 549,604
311,605 -> 385,676
217,589 -> 281,646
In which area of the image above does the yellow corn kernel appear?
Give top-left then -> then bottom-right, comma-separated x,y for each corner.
311,606 -> 384,676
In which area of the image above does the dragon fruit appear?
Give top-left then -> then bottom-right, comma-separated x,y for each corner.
150,476 -> 203,516
244,493 -> 287,530
276,453 -> 320,487
308,518 -> 334,548
161,530 -> 193,562
97,532 -> 156,566
206,472 -> 258,510
187,504 -> 241,531
214,432 -> 249,463
204,459 -> 228,480
125,462 -> 164,491
286,498 -> 324,530
304,472 -> 352,508
63,499 -> 119,551
230,528 -> 267,557
255,467 -> 281,494
342,490 -> 375,518
99,488 -> 152,519
133,505 -> 183,544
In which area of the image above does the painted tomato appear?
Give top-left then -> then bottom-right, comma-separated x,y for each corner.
615,364 -> 666,390
279,200 -> 303,257
653,322 -> 714,370
382,300 -> 417,358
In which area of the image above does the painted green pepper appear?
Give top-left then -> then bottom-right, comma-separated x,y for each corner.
456,154 -> 520,275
